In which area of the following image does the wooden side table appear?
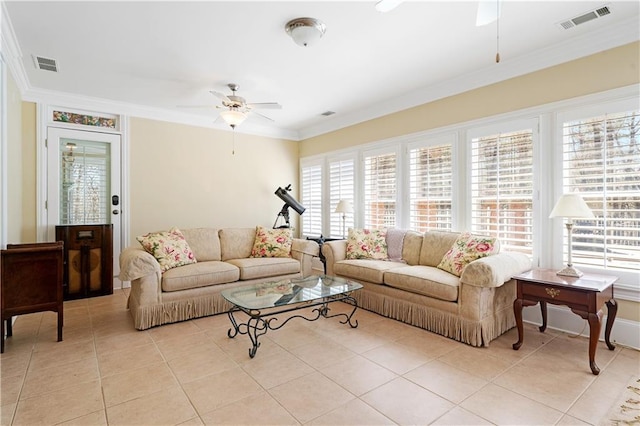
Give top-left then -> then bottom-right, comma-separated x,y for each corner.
1,242 -> 64,353
512,268 -> 617,375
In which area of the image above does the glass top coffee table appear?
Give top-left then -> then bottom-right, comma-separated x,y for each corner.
221,275 -> 362,358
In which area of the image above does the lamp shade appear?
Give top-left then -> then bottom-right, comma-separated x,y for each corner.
549,193 -> 595,219
335,200 -> 354,214
220,109 -> 247,127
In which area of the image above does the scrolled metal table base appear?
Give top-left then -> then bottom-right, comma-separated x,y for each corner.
227,294 -> 359,358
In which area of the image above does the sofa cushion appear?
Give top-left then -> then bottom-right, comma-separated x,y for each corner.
437,232 -> 499,277
136,227 -> 197,272
384,265 -> 459,301
250,226 -> 293,258
220,228 -> 256,261
419,231 -> 460,267
386,228 -> 406,262
334,259 -> 406,284
161,261 -> 239,292
181,228 -> 221,261
402,231 -> 423,266
346,228 -> 388,260
226,257 -> 300,280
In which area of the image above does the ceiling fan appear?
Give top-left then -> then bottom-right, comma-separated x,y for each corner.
210,83 -> 282,128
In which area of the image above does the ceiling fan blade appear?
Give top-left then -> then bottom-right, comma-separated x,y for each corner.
476,0 -> 501,26
247,102 -> 282,110
250,110 -> 275,122
210,90 -> 231,102
177,105 -> 217,109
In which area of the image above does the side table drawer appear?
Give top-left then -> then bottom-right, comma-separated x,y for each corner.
519,282 -> 590,306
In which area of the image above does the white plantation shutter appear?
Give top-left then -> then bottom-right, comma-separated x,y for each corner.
471,129 -> 534,254
329,158 -> 355,238
561,109 -> 640,271
59,139 -> 110,224
300,162 -> 323,237
364,150 -> 396,229
409,142 -> 453,232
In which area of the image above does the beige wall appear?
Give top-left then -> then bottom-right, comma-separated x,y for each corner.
300,42 -> 640,157
128,118 -> 299,244
20,103 -> 37,242
6,71 -> 24,243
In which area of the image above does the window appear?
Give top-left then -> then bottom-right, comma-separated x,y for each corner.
561,108 -> 640,272
409,140 -> 453,232
329,158 -> 355,238
470,128 -> 534,254
300,162 -> 323,237
59,139 -> 110,224
363,150 -> 396,229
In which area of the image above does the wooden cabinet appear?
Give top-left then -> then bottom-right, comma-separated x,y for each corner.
55,224 -> 113,300
1,241 -> 64,353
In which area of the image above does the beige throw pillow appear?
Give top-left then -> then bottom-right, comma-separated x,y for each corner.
437,232 -> 498,277
136,227 -> 197,272
250,226 -> 293,258
346,228 -> 388,260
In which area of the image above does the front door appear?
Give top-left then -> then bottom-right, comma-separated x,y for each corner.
46,127 -> 122,285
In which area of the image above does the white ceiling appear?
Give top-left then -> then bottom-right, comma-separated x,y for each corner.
3,1 -> 639,140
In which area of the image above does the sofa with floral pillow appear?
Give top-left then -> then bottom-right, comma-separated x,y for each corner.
119,226 -> 319,330
322,229 -> 532,346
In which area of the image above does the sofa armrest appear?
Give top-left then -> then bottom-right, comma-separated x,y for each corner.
291,239 -> 319,277
321,240 -> 348,276
119,246 -> 161,282
460,252 -> 532,288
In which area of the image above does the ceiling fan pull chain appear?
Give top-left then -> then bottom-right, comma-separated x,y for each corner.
232,128 -> 236,155
496,0 -> 501,63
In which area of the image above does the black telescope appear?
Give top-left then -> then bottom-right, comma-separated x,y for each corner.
273,185 -> 305,228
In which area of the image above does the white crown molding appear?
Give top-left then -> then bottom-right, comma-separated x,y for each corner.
298,16 -> 640,140
1,2 -> 29,93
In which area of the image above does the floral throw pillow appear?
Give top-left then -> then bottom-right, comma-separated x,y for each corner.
250,226 -> 293,258
346,228 -> 388,260
136,227 -> 197,272
437,232 -> 498,277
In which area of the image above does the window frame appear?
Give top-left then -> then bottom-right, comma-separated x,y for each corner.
466,119 -> 538,260
406,133 -> 456,232
553,97 -> 640,293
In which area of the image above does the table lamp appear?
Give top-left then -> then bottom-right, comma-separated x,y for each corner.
549,193 -> 595,277
335,200 -> 354,239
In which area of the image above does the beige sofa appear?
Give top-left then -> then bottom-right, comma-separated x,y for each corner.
322,230 -> 532,346
119,227 -> 319,330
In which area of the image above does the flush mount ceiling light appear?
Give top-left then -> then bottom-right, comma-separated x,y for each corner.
285,17 -> 326,47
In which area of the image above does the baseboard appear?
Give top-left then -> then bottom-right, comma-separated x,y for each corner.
522,304 -> 640,350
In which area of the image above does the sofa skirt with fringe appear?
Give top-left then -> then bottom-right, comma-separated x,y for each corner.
352,283 -> 516,347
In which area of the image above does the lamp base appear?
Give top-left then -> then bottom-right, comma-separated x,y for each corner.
556,265 -> 584,278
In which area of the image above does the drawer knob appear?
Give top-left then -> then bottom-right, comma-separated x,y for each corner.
545,288 -> 560,298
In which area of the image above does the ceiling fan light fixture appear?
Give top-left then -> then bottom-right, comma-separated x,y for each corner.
220,109 -> 247,128
285,17 -> 326,47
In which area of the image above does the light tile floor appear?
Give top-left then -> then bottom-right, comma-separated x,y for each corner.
1,289 -> 638,425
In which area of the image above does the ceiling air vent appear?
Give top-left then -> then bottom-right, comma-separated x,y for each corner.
33,55 -> 58,72
558,5 -> 611,30
321,111 -> 335,117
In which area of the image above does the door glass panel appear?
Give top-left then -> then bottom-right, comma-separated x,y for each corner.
59,138 -> 111,224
